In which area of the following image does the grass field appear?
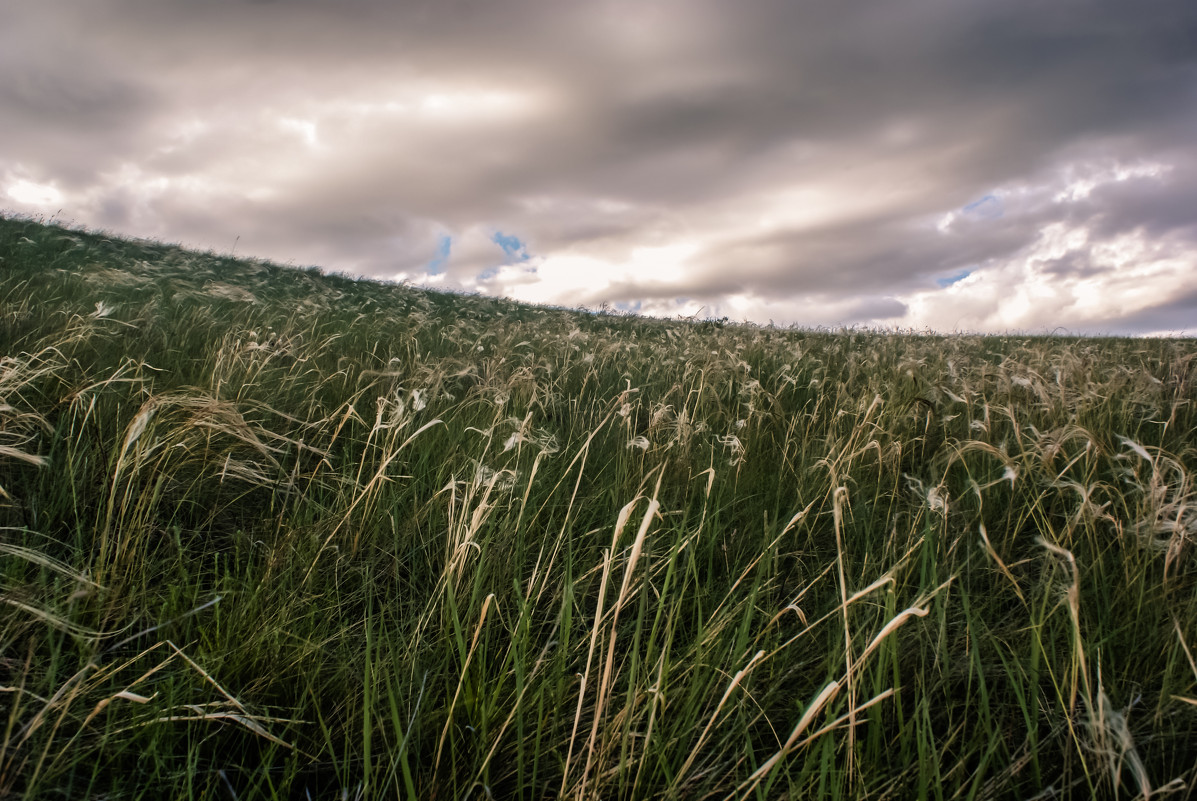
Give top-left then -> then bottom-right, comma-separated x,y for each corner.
2,212 -> 1196,799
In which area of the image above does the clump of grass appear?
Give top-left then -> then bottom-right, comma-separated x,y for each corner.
1,211 -> 1196,799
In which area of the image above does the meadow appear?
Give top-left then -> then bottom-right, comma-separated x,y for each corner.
1,212 -> 1196,800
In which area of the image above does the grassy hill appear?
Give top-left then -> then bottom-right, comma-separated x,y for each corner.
2,212 -> 1196,799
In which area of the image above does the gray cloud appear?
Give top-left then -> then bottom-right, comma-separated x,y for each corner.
2,0 -> 1195,333
1111,287 -> 1197,336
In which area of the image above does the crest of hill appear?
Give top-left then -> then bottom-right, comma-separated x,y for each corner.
0,212 -> 711,341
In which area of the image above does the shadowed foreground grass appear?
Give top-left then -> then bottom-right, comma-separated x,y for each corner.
2,213 -> 1196,799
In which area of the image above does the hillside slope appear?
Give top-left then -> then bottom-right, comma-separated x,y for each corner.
2,213 -> 1197,799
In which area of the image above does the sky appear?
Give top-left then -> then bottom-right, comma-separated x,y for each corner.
3,0 -> 1196,336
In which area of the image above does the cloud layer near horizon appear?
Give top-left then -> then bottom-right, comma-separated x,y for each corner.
3,0 -> 1196,334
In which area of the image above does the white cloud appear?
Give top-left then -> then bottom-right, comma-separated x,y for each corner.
278,117 -> 320,149
900,220 -> 1196,335
1053,160 -> 1170,203
6,177 -> 63,207
484,239 -> 699,305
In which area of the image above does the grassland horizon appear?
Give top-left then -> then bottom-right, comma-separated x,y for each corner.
2,212 -> 1196,799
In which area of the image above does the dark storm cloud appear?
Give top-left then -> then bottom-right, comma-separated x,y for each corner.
0,21 -> 162,187
1084,165 -> 1197,240
1111,287 -> 1197,336
3,0 -> 1195,332
0,67 -> 151,130
692,161 -> 1197,297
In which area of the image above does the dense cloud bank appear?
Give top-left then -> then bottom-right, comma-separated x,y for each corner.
3,0 -> 1195,334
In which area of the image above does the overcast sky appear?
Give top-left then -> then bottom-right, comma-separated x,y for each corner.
3,1 -> 1196,335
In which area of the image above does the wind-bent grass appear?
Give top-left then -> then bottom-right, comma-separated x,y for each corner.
1,212 -> 1196,799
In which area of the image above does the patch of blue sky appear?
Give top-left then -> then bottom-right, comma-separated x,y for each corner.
426,234 -> 452,275
492,231 -> 530,262
962,194 -> 1003,220
476,266 -> 499,281
937,269 -> 972,288
614,300 -> 643,313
